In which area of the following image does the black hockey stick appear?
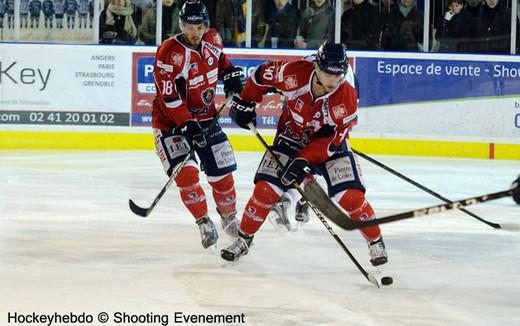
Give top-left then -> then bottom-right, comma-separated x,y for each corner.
129,96 -> 233,217
248,123 -> 380,288
305,184 -> 516,230
352,148 -> 509,229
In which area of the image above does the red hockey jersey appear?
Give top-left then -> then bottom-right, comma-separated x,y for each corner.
241,60 -> 358,165
152,28 -> 233,131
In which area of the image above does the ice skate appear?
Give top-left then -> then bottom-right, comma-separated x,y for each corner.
196,216 -> 219,249
220,232 -> 253,262
268,195 -> 291,232
219,210 -> 239,239
295,198 -> 310,229
368,236 -> 388,266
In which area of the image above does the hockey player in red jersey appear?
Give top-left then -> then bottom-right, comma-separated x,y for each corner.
152,0 -> 244,249
220,42 -> 388,266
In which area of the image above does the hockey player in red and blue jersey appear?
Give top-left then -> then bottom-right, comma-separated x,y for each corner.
151,0 -> 244,250
221,42 -> 388,266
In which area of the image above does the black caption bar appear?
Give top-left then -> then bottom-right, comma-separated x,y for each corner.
0,110 -> 130,126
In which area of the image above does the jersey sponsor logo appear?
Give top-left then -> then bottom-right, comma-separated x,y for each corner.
284,75 -> 298,89
188,107 -> 209,115
201,87 -> 215,106
189,75 -> 204,87
171,53 -> 184,67
325,157 -> 355,186
294,98 -> 304,112
204,42 -> 221,57
157,60 -> 173,73
332,104 -> 347,119
207,67 -> 218,84
207,57 -> 214,66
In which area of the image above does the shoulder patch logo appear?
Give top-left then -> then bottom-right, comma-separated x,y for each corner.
332,104 -> 347,119
171,53 -> 183,67
284,74 -> 298,89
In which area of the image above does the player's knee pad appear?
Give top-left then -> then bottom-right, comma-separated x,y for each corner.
208,173 -> 234,193
252,181 -> 282,208
240,181 -> 281,234
338,189 -> 375,221
209,173 -> 236,214
338,189 -> 380,241
175,166 -> 200,188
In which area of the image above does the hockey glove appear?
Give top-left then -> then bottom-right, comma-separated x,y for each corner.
512,175 -> 520,205
180,120 -> 207,149
222,66 -> 244,98
229,95 -> 256,129
281,158 -> 310,187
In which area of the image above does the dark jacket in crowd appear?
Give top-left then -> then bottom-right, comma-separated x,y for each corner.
473,0 -> 511,53
380,3 -> 424,51
265,1 -> 301,48
299,0 -> 335,48
434,8 -> 474,52
341,0 -> 382,50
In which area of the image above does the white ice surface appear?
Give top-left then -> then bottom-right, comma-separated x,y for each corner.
0,151 -> 519,326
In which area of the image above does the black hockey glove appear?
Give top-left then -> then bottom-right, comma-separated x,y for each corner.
180,120 -> 207,149
229,95 -> 256,130
222,66 -> 244,98
281,158 -> 310,187
512,175 -> 520,205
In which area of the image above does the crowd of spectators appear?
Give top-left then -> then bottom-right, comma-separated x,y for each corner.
94,0 -> 519,54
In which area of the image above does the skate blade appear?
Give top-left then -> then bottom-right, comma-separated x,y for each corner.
205,243 -> 219,255
267,213 -> 291,236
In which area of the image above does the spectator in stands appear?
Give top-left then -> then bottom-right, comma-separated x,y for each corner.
341,0 -> 382,50
139,0 -> 180,45
343,0 -> 353,13
264,0 -> 300,48
251,0 -> 267,47
295,0 -> 334,49
99,0 -> 137,44
380,0 -> 424,51
215,0 -> 235,45
434,0 -> 474,52
474,0 -> 511,53
465,0 -> 482,17
214,0 -> 264,47
517,0 -> 519,53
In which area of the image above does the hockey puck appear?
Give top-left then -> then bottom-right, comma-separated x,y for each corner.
381,276 -> 393,286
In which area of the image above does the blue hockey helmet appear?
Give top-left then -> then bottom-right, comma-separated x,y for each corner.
179,0 -> 210,26
316,42 -> 349,76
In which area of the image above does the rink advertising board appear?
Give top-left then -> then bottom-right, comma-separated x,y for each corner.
1,44 -> 519,158
352,53 -> 520,149
0,43 -> 131,127
130,51 -> 302,128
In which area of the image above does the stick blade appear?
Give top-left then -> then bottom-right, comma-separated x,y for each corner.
304,180 -> 360,230
129,199 -> 150,217
367,273 -> 381,288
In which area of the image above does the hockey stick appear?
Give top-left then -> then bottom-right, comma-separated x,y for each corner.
305,183 -> 515,230
352,148 -> 509,230
248,123 -> 381,288
129,96 -> 233,217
